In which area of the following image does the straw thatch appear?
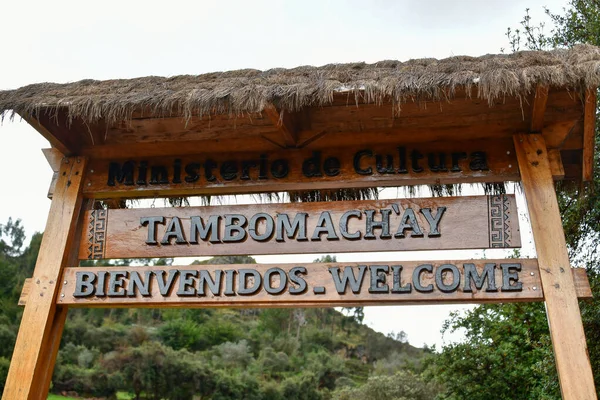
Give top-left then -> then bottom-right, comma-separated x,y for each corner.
2,44 -> 600,125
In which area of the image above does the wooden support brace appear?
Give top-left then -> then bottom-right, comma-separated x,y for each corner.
548,149 -> 565,180
514,133 -> 597,400
21,115 -> 73,156
42,148 -> 63,199
531,85 -> 549,133
263,104 -> 299,147
583,89 -> 597,182
2,156 -> 87,400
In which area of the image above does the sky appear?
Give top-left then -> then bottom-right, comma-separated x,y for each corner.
0,0 -> 567,348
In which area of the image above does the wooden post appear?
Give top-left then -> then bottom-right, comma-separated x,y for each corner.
514,134 -> 596,400
2,156 -> 87,400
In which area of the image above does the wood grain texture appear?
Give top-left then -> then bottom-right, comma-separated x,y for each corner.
21,115 -> 73,156
583,89 -> 597,182
43,148 -> 63,199
2,157 -> 87,400
514,133 -> 597,399
263,104 -> 299,147
53,259 -> 557,307
30,306 -> 68,400
18,265 -> 593,306
82,139 -> 518,199
530,85 -> 549,132
548,149 -> 565,180
78,195 -> 521,260
30,199 -> 95,399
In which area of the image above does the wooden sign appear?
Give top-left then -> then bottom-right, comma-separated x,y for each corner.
82,139 -> 519,199
53,259 -> 591,308
80,195 -> 520,260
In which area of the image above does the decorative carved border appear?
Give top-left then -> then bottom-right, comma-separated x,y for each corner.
87,210 -> 108,259
488,195 -> 512,248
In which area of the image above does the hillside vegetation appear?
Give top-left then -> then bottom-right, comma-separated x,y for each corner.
0,220 -> 435,399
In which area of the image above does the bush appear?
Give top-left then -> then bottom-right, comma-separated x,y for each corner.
333,371 -> 437,400
213,340 -> 253,369
0,325 -> 16,359
157,319 -> 203,350
102,341 -> 215,400
281,374 -> 323,400
51,364 -> 116,398
212,371 -> 261,400
0,357 -> 10,394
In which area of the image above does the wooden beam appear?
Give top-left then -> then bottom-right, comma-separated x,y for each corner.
31,198 -> 93,399
82,139 -> 519,199
263,104 -> 299,147
2,156 -> 87,400
76,195 -> 521,260
541,120 -> 578,149
548,149 -> 565,180
30,306 -> 68,399
19,259 -> 593,307
21,114 -> 73,156
42,148 -> 63,200
514,133 -> 596,399
42,148 -> 63,171
54,259 -> 588,306
583,89 -> 597,182
530,85 -> 549,133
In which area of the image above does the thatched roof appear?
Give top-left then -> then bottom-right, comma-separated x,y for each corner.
2,44 -> 600,125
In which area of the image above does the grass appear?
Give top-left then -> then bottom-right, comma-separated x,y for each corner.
48,392 -> 134,400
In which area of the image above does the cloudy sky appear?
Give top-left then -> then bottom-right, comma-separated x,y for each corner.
0,0 -> 566,348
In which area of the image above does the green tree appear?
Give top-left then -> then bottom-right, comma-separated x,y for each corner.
427,303 -> 558,399
334,371 -> 437,400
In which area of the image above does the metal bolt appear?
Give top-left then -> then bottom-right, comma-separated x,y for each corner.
90,169 -> 94,173
61,293 -> 65,298
64,281 -> 68,285
87,182 -> 91,186
506,151 -> 510,155
508,164 -> 512,168
533,286 -> 537,291
530,272 -> 534,276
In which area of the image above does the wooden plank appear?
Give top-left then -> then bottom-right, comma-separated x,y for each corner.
530,85 -> 549,132
42,148 -> 63,171
31,198 -> 93,399
574,268 -> 593,299
583,89 -> 597,182
82,139 -> 519,199
514,133 -> 596,399
104,113 -> 275,145
30,306 -> 68,400
49,259 -> 589,308
263,104 -> 299,147
77,195 -> 521,260
47,173 -> 58,199
20,265 -> 593,306
18,278 -> 32,306
548,149 -> 565,180
542,120 -> 577,149
43,148 -> 63,200
2,156 -> 87,400
21,115 -> 72,156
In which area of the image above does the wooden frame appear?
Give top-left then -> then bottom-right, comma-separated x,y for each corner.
3,89 -> 598,400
